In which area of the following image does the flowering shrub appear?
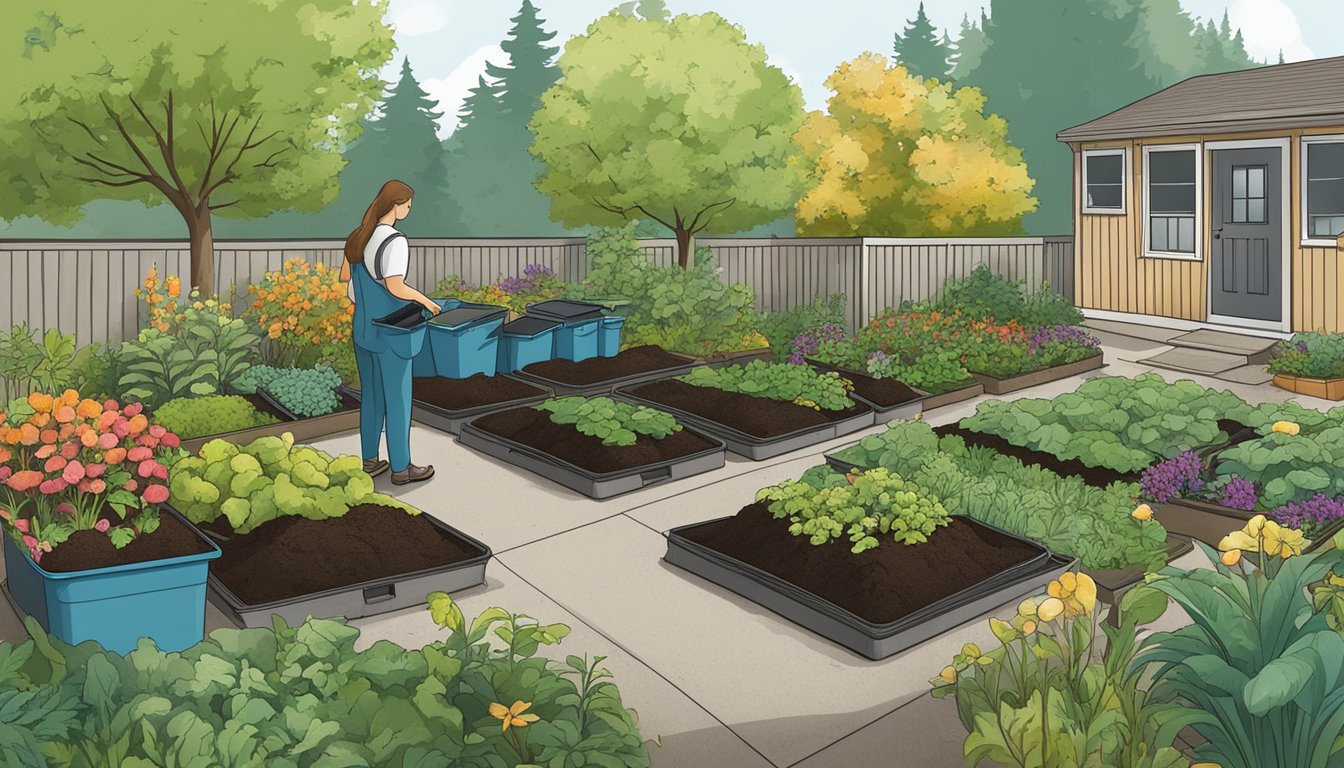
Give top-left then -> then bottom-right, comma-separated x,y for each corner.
0,390 -> 181,561
435,263 -> 566,316
135,264 -> 233,333
1272,493 -> 1344,539
244,259 -> 353,365
1027,324 -> 1100,366
1139,450 -> 1205,503
1267,331 -> 1344,379
787,323 -> 846,365
960,319 -> 1032,377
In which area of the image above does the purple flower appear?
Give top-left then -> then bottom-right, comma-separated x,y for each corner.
498,264 -> 556,295
1028,325 -> 1100,354
789,324 -> 847,365
1272,493 -> 1344,538
1219,476 -> 1259,511
1140,451 -> 1205,503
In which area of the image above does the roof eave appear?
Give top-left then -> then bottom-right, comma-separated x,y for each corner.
1058,112 -> 1344,143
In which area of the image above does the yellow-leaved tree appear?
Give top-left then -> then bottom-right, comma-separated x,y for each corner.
795,54 -> 1037,236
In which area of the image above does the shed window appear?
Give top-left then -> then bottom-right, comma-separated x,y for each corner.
1147,149 -> 1197,254
1306,141 -> 1344,239
1083,149 -> 1125,213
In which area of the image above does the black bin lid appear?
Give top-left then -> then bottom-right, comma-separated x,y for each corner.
503,316 -> 562,336
429,305 -> 509,329
375,303 -> 427,328
526,299 -> 606,321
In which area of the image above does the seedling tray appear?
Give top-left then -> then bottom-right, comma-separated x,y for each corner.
513,350 -> 698,397
615,385 -> 874,461
665,516 -> 1074,660
255,385 -> 359,423
457,412 -> 727,500
969,353 -> 1105,395
205,515 -> 491,628
343,379 -> 554,436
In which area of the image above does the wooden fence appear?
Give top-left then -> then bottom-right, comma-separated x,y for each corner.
0,236 -> 1073,348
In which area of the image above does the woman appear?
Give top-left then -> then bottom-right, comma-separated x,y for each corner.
341,180 -> 441,485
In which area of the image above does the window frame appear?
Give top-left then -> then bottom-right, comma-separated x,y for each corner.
1301,135 -> 1344,247
1081,147 -> 1127,215
1142,142 -> 1203,261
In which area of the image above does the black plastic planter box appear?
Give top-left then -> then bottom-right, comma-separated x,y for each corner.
204,515 -> 492,629
256,385 -> 358,422
804,359 -> 930,425
969,353 -> 1105,395
513,351 -> 698,398
457,410 -> 727,499
665,516 -> 1075,660
342,379 -> 555,436
616,386 -> 875,461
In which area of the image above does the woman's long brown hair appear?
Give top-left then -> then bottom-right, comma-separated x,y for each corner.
344,180 -> 414,264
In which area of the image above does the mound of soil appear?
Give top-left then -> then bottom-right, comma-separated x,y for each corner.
626,379 -> 869,439
521,345 -> 691,386
40,511 -> 214,573
413,374 -> 547,412
807,359 -> 923,408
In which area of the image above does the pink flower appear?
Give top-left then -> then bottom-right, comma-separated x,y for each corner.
152,463 -> 168,480
87,478 -> 106,494
112,419 -> 130,439
137,434 -> 158,448
161,433 -> 181,449
0,467 -> 10,483
5,471 -> 43,493
123,403 -> 144,418
53,502 -> 74,518
137,460 -> 158,479
13,519 -> 29,533
22,534 -> 37,548
148,424 -> 166,439
93,519 -> 110,533
127,446 -> 152,463
44,455 -> 67,474
124,478 -> 138,493
141,484 -> 169,504
102,399 -> 119,412
85,463 -> 106,478
59,442 -> 79,461
38,478 -> 67,495
62,461 -> 86,484
97,432 -> 118,450
33,445 -> 56,460
31,550 -> 41,564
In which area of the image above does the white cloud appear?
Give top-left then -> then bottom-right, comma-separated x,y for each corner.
1229,0 -> 1314,62
420,45 -> 506,138
390,0 -> 454,37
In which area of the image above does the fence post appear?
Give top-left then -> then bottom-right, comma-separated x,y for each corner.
856,237 -> 870,334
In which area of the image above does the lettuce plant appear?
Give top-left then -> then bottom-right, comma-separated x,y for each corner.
535,396 -> 681,446
679,361 -> 855,411
151,394 -> 277,440
1215,426 -> 1344,509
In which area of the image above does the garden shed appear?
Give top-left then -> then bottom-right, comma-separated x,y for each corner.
1058,55 -> 1344,334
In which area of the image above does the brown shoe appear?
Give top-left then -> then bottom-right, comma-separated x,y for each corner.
391,463 -> 434,485
363,458 -> 390,478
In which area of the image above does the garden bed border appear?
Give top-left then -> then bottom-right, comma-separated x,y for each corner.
969,352 -> 1105,395
1272,373 -> 1344,401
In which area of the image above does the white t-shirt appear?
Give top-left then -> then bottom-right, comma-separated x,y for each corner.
348,224 -> 409,302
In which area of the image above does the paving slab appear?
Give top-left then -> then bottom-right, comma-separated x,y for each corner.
792,693 -> 971,768
1084,319 -> 1185,344
500,514 -> 1037,768
1218,364 -> 1274,385
1169,329 -> 1279,358
1138,347 -> 1247,375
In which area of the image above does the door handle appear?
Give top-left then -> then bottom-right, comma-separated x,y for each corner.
1212,227 -> 1223,240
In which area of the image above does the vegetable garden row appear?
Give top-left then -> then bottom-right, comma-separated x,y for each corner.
6,227 -> 1344,764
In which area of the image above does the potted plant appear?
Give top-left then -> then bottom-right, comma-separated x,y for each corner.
1269,331 -> 1344,400
0,389 -> 219,654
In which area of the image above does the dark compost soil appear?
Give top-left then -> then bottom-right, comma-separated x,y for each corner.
204,504 -> 483,605
679,504 -> 1041,624
40,511 -> 214,573
413,374 -> 547,412
806,359 -> 923,408
472,406 -> 719,473
626,379 -> 870,439
521,345 -> 690,385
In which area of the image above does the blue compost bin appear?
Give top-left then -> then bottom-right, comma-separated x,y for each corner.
425,302 -> 509,378
598,316 -> 625,357
525,300 -> 605,363
412,299 -> 461,376
497,315 -> 561,374
372,302 -> 432,361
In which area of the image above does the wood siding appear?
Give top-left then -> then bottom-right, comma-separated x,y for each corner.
1072,124 -> 1344,331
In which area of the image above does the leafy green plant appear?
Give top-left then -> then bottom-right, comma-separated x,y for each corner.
863,347 -> 973,393
755,294 -> 847,363
755,466 -> 951,552
249,364 -> 341,418
168,433 -> 412,534
935,264 -> 1084,327
115,303 -> 261,410
0,324 -> 100,403
678,361 -> 855,411
0,594 -> 648,768
535,396 -> 681,447
151,394 -> 278,440
1268,332 -> 1344,379
1214,426 -> 1344,509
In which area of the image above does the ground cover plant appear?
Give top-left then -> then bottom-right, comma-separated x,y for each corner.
831,420 -> 1169,570
246,364 -> 343,418
0,594 -> 648,767
535,396 -> 681,447
151,394 -> 279,440
1268,331 -> 1344,380
435,263 -> 567,315
678,361 -> 855,411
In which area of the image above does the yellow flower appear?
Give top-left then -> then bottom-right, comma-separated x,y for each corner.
1132,503 -> 1154,521
961,642 -> 981,660
1046,572 -> 1098,616
989,617 -> 1019,644
1221,549 -> 1242,566
1037,597 -> 1065,622
1017,597 -> 1040,618
938,665 -> 957,684
1219,515 -> 1268,552
1021,619 -> 1038,635
488,700 -> 540,732
1272,421 -> 1301,436
1263,522 -> 1306,558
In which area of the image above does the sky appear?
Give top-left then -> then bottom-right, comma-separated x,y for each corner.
383,0 -> 1344,138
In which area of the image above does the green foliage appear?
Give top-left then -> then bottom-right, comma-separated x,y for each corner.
1269,332 -> 1344,379
936,265 -> 1084,327
530,10 -> 808,267
892,2 -> 953,80
250,365 -> 341,418
679,361 -> 855,411
963,374 -> 1252,474
832,420 -> 1170,570
535,396 -> 681,447
169,433 -> 414,534
863,346 -> 972,394
756,467 -> 952,552
755,294 -> 848,363
0,324 -> 100,403
151,395 -> 277,440
116,305 -> 260,410
1134,543 -> 1344,768
0,597 -> 648,767
1215,427 -> 1344,509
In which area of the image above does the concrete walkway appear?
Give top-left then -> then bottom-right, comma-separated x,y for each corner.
2,340 -> 1333,767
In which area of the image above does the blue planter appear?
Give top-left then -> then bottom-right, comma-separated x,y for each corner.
599,316 -> 625,357
372,303 -> 431,361
426,302 -> 508,378
497,316 -> 560,374
3,506 -> 221,655
554,319 -> 600,362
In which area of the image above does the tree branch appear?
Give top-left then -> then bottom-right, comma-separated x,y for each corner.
127,92 -> 190,200
203,116 -> 281,200
687,198 -> 736,234
583,143 -> 677,232
77,176 -> 154,189
65,116 -> 104,146
73,153 -> 149,180
208,198 -> 240,211
98,96 -> 182,208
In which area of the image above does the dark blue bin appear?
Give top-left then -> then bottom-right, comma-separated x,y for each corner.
497,316 -> 560,374
599,316 -> 625,357
426,302 -> 509,378
554,319 -> 600,362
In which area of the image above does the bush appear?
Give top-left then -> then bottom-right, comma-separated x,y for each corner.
935,264 -> 1083,327
151,394 -> 277,440
536,396 -> 681,446
115,300 -> 260,410
756,294 -> 847,363
244,258 -> 353,366
248,364 -> 342,418
0,324 -> 101,403
435,263 -> 567,315
679,361 -> 855,411
1268,331 -> 1344,379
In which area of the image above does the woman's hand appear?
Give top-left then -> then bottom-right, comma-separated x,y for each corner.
421,298 -> 442,315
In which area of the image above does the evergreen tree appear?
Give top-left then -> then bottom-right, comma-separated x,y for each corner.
1123,0 -> 1199,86
949,10 -> 989,81
1194,18 -> 1235,73
892,2 -> 952,80
1278,49 -> 1285,65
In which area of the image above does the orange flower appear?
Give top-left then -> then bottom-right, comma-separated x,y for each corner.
27,393 -> 53,413
18,424 -> 39,445
53,406 -> 76,424
76,399 -> 102,419
127,414 -> 148,435
39,429 -> 58,445
80,430 -> 99,448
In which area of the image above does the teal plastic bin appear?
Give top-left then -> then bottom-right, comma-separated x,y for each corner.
497,316 -> 560,374
599,316 -> 625,357
554,319 -> 600,362
2,506 -> 221,655
412,299 -> 461,376
372,302 -> 432,361
426,302 -> 509,378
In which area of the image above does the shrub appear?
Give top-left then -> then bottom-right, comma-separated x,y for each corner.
679,361 -> 854,411
1268,331 -> 1344,379
248,364 -> 342,418
0,324 -> 101,403
151,395 -> 277,440
755,294 -> 847,363
756,467 -> 951,552
244,258 -> 353,366
135,263 -> 233,331
787,323 -> 847,365
536,396 -> 681,446
115,300 -> 260,410
935,264 -> 1084,327
435,263 -> 567,315
842,308 -> 975,392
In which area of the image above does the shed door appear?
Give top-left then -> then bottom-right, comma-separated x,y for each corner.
1210,147 -> 1282,322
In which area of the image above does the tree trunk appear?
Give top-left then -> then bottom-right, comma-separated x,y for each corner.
185,207 -> 216,295
674,227 -> 695,271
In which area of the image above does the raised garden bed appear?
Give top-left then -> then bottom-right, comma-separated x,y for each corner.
665,504 -> 1073,660
344,376 -> 554,436
515,345 -> 697,397
804,359 -> 927,423
679,347 -> 773,369
1152,498 -> 1260,547
199,503 -> 491,628
920,381 -> 985,411
968,352 -> 1104,395
929,423 -> 1141,488
179,391 -> 360,454
618,379 -> 874,461
1272,373 -> 1344,401
459,401 -> 726,499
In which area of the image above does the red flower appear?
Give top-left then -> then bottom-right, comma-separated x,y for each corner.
161,433 -> 180,449
85,463 -> 106,478
148,424 -> 166,439
151,463 -> 168,480
141,484 -> 169,504
127,446 -> 152,463
123,402 -> 144,418
59,442 -> 79,461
